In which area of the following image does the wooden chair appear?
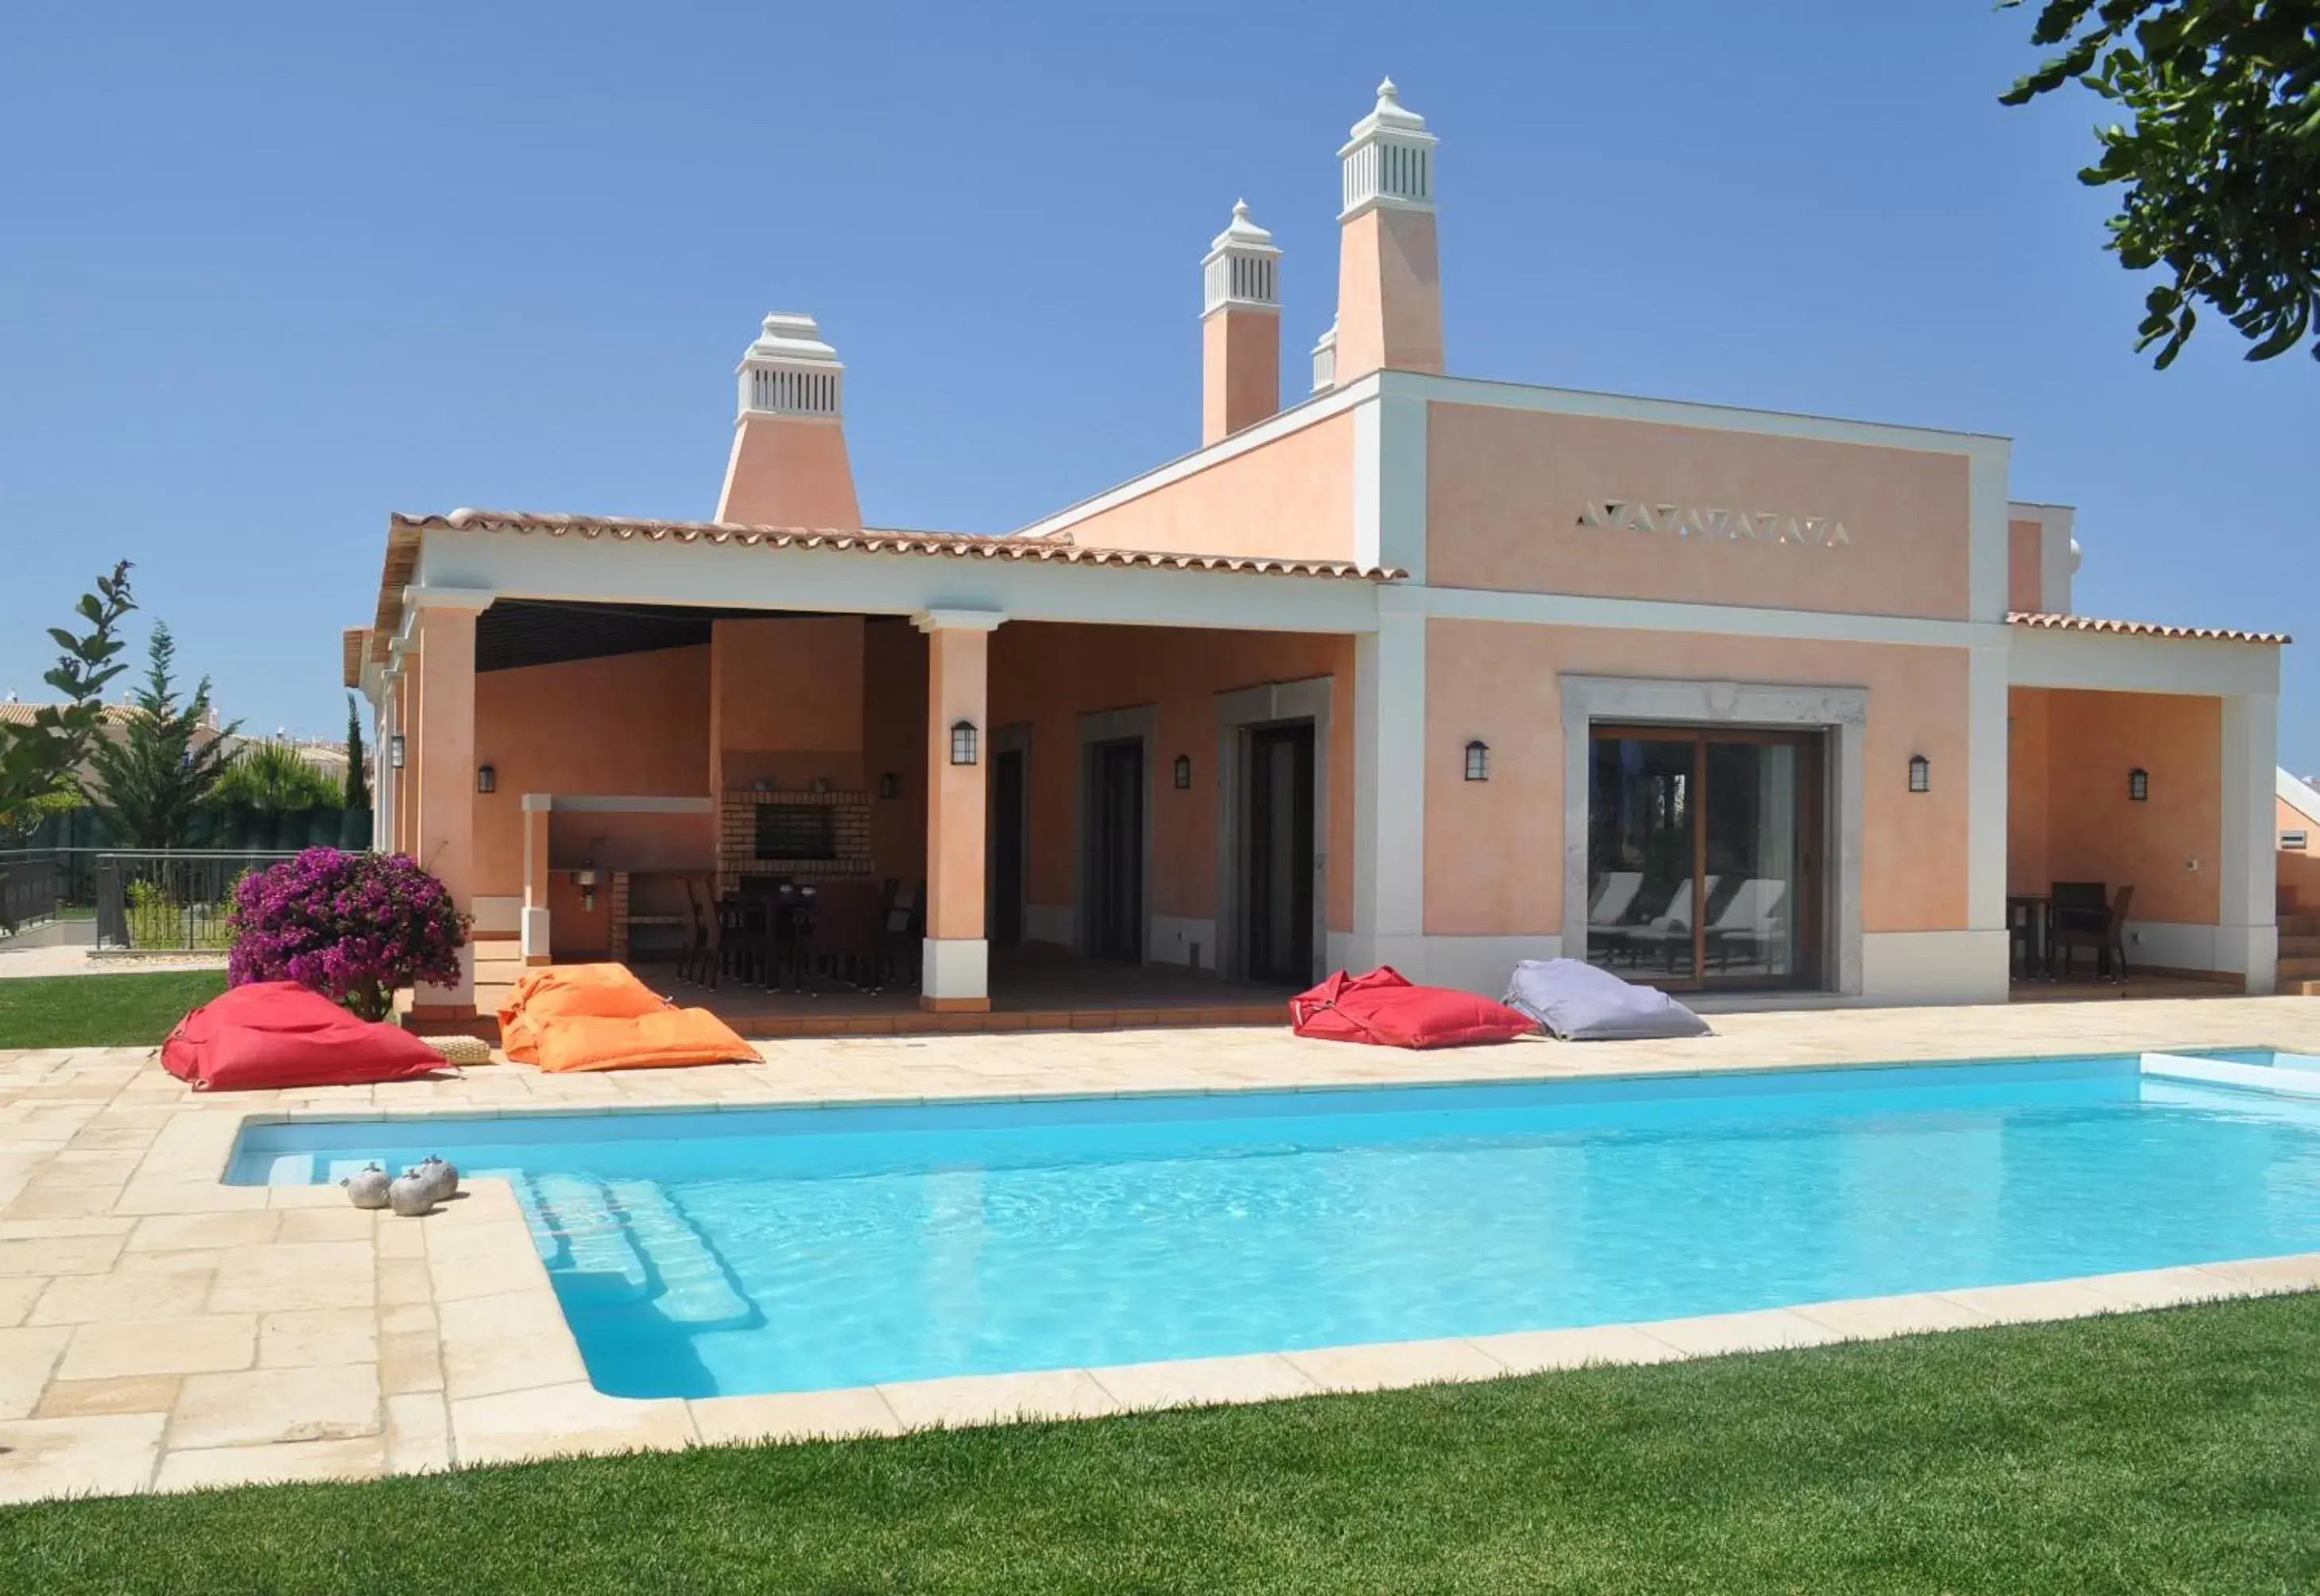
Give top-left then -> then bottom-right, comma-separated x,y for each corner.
2051,882 -> 2132,982
2005,896 -> 2042,978
872,878 -> 923,993
767,882 -> 820,994
717,893 -> 760,986
678,877 -> 718,988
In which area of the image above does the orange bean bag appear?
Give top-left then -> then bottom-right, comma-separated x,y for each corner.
528,1008 -> 758,1074
498,963 -> 670,1064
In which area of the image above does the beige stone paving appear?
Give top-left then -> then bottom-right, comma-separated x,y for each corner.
0,997 -> 2312,1502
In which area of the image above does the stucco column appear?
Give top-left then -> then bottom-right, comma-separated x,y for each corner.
389,660 -> 414,858
2221,693 -> 2281,993
520,794 -> 553,967
374,671 -> 398,854
915,610 -> 1002,1011
1350,601 -> 1427,976
1961,642 -> 2014,1001
407,587 -> 492,1016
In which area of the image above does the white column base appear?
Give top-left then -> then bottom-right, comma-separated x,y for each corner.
1858,929 -> 2010,1005
921,937 -> 989,1008
520,906 -> 552,966
2217,923 -> 2279,994
413,943 -> 478,1014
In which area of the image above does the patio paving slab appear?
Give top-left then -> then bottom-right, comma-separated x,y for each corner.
170,1363 -> 382,1449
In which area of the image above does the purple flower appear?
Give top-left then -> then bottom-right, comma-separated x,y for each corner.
227,849 -> 469,1021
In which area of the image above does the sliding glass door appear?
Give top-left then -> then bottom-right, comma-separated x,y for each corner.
1585,726 -> 1825,990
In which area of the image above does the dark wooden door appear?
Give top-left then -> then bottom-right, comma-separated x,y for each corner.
1094,741 -> 1144,962
992,748 -> 1024,947
1245,722 -> 1315,985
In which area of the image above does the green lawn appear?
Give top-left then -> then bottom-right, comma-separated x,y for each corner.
0,970 -> 226,1048
5,1293 -> 2316,1594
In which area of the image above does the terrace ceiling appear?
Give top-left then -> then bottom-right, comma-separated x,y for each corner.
475,598 -> 836,673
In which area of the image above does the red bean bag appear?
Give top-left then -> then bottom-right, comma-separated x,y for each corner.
161,982 -> 447,1092
1290,967 -> 1539,1050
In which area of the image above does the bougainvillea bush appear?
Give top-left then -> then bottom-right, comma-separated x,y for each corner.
228,849 -> 468,1021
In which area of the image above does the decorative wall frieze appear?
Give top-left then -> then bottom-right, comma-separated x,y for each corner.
1577,501 -> 1853,548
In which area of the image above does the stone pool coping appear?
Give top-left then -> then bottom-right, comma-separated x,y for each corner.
2,992 -> 2317,1502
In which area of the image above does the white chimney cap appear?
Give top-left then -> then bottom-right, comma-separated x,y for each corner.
1349,77 -> 1431,141
1208,199 -> 1277,256
741,312 -> 841,370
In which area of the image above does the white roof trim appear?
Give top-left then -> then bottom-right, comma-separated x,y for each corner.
2282,767 -> 2320,825
1010,374 -> 1379,539
1385,370 -> 2009,459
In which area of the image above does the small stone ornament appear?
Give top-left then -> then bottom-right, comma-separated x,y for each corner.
341,1164 -> 391,1210
387,1169 -> 437,1218
412,1156 -> 460,1203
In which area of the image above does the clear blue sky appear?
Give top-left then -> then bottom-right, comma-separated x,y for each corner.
2,0 -> 2310,771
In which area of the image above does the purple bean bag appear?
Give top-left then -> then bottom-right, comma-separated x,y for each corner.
1501,958 -> 1711,1041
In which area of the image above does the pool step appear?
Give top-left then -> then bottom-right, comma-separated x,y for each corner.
525,1174 -> 757,1331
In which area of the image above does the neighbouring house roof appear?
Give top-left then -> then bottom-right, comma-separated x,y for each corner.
0,701 -> 140,728
2007,611 -> 2292,646
368,509 -> 1407,665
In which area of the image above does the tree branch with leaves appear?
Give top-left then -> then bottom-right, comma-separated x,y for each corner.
0,562 -> 135,844
2003,0 -> 2320,368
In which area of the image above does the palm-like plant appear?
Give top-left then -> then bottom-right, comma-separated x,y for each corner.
212,740 -> 344,812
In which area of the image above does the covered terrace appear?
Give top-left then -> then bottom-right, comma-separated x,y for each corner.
358,511 -> 1400,1036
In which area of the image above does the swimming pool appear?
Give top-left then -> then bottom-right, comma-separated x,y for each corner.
228,1052 -> 2320,1399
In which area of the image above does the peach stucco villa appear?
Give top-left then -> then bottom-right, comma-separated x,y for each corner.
344,80 -> 2292,1030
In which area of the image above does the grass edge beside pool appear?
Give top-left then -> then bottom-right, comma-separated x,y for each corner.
3,1293 -> 2318,1595
0,970 -> 227,1048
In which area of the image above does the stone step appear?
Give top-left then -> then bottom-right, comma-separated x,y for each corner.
2283,935 -> 2320,959
2286,979 -> 2320,998
2281,915 -> 2320,939
2279,956 -> 2320,982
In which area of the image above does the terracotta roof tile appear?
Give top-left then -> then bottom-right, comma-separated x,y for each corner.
0,702 -> 138,727
391,509 -> 1403,581
368,509 -> 1404,664
2007,611 -> 2291,646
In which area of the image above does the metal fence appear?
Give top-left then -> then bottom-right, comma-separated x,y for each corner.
91,851 -> 300,951
0,853 -> 61,935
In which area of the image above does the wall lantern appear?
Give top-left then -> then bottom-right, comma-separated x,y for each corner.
1173,753 -> 1192,790
475,764 -> 496,795
1464,740 -> 1490,782
389,734 -> 405,770
1908,754 -> 1931,793
2128,767 -> 2149,803
878,772 -> 900,801
949,720 -> 979,766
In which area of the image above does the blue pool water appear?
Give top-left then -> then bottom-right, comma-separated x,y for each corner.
228,1056 -> 2320,1398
